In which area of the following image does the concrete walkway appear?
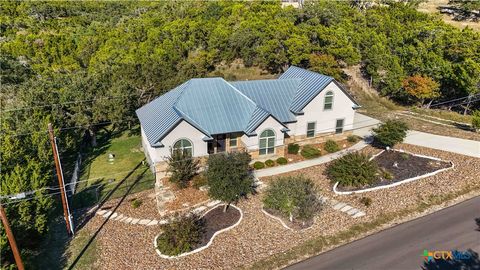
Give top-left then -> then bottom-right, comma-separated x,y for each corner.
253,140 -> 368,178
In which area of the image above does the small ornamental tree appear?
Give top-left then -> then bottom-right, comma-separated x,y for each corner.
372,120 -> 409,147
206,152 -> 254,212
166,148 -> 199,188
263,176 -> 321,222
402,75 -> 440,107
156,213 -> 205,256
326,152 -> 379,188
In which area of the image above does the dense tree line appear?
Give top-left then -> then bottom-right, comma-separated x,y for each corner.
0,1 -> 479,267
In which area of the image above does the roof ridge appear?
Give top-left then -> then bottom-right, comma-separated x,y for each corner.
222,79 -> 258,108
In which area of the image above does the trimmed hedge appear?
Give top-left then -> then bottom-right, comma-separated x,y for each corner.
253,161 -> 265,170
326,152 -> 378,188
347,135 -> 360,143
288,143 -> 300,155
265,159 -> 275,167
300,145 -> 321,159
276,157 -> 288,165
324,140 -> 340,153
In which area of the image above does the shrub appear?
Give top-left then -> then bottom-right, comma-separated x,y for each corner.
131,198 -> 142,209
253,161 -> 265,170
360,197 -> 372,207
206,152 -> 255,211
372,120 -> 409,147
327,152 -> 379,188
324,140 -> 340,153
156,214 -> 205,256
400,153 -> 410,160
381,169 -> 394,180
265,159 -> 275,167
192,173 -> 208,189
263,176 -> 321,222
166,149 -> 199,189
347,135 -> 360,143
472,110 -> 480,132
300,145 -> 321,159
288,143 -> 300,154
276,157 -> 288,165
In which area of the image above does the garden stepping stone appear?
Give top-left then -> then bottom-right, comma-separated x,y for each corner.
119,217 -> 128,222
125,217 -> 133,223
333,202 -> 347,210
192,206 -> 207,214
159,220 -> 168,225
131,218 -> 140,225
147,220 -> 159,226
139,219 -> 151,225
102,211 -> 112,218
340,205 -> 353,212
329,199 -> 338,206
108,213 -> 118,219
97,210 -> 106,216
114,214 -> 124,220
353,211 -> 366,218
346,208 -> 359,216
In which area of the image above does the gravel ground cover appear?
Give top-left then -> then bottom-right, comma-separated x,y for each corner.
263,207 -> 314,230
163,180 -> 209,212
75,143 -> 480,269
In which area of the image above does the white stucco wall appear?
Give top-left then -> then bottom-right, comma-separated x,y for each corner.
286,81 -> 356,136
241,116 -> 285,152
142,120 -> 208,163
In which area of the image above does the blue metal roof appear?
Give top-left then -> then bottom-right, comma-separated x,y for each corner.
231,78 -> 300,123
279,66 -> 334,113
136,66 -> 357,147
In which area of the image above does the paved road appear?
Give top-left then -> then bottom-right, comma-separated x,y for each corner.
353,113 -> 480,158
285,196 -> 480,270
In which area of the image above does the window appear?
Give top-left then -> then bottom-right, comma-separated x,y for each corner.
230,135 -> 238,148
259,129 -> 275,155
306,122 -> 316,138
324,91 -> 334,110
173,139 -> 193,157
335,119 -> 344,134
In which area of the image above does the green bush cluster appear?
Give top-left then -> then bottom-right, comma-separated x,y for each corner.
276,157 -> 288,165
166,149 -> 199,189
326,152 -> 379,188
347,135 -> 361,143
265,159 -> 275,167
131,198 -> 143,209
324,140 -> 340,153
263,176 -> 321,222
288,143 -> 300,155
156,214 -> 205,256
300,145 -> 321,159
472,110 -> 480,132
372,120 -> 409,147
253,161 -> 265,170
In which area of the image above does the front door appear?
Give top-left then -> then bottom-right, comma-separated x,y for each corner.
216,134 -> 226,153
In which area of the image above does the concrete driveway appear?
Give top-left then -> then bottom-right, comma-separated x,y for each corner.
353,113 -> 480,158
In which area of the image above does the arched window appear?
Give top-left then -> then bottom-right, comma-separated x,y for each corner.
259,129 -> 275,155
173,139 -> 193,157
324,91 -> 334,110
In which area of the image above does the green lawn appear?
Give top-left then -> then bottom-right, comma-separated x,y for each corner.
74,129 -> 154,207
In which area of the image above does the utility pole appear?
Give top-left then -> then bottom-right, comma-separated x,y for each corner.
48,123 -> 74,235
0,204 -> 25,270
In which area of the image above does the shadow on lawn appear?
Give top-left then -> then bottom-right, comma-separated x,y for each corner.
68,160 -> 148,270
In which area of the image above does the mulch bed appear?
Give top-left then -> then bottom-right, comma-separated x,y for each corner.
284,139 -> 354,164
337,150 -> 453,192
196,205 -> 241,249
263,207 -> 314,230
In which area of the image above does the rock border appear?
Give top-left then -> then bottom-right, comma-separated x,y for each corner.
153,204 -> 243,259
333,149 -> 455,195
261,207 -> 316,231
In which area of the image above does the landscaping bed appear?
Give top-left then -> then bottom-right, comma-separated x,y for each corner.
162,179 -> 209,212
282,138 -> 356,164
336,149 -> 453,192
199,205 -> 241,248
